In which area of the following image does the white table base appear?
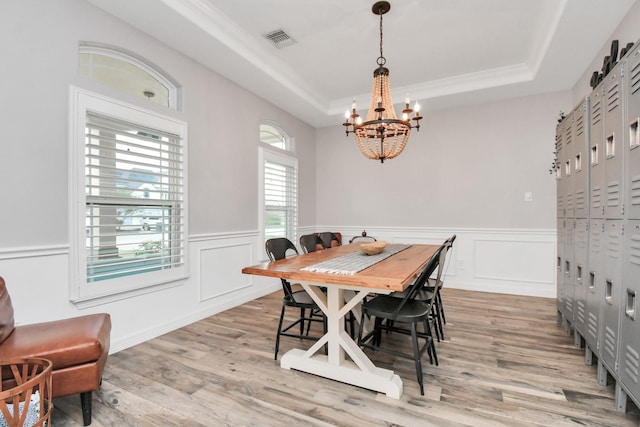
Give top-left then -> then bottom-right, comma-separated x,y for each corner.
280,282 -> 403,399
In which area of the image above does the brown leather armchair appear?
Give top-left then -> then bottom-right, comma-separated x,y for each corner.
0,276 -> 111,426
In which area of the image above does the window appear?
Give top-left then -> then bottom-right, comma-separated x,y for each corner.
78,44 -> 178,109
260,122 -> 292,151
259,123 -> 297,249
70,87 -> 187,304
261,149 -> 298,246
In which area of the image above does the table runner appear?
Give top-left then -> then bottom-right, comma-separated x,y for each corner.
301,244 -> 412,275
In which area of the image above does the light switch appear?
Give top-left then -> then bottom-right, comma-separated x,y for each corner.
524,191 -> 533,202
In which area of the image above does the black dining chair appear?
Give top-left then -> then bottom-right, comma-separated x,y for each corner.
265,238 -> 326,360
358,243 -> 448,395
349,231 -> 377,244
299,234 -> 324,254
318,232 -> 341,249
426,235 -> 456,339
386,235 -> 455,342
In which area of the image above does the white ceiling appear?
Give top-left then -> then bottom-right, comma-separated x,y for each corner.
88,0 -> 637,127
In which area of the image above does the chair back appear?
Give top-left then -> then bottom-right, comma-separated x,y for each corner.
349,235 -> 377,244
300,234 -> 324,254
391,243 -> 447,318
318,232 -> 341,249
265,238 -> 299,298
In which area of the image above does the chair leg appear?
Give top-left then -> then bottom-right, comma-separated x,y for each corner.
410,323 -> 424,396
424,318 -> 438,366
80,391 -> 92,426
275,305 -> 286,360
300,307 -> 306,337
438,290 -> 446,324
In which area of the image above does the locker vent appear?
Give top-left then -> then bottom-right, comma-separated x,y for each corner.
624,345 -> 639,383
607,228 -> 622,257
575,190 -> 586,211
592,186 -> 602,209
592,100 -> 602,125
566,192 -> 574,211
607,82 -> 620,113
565,127 -> 573,144
631,235 -> 640,266
604,326 -> 616,359
606,182 -> 621,208
631,61 -> 640,94
587,312 -> 598,341
632,175 -> 640,207
575,114 -> 585,136
576,301 -> 585,324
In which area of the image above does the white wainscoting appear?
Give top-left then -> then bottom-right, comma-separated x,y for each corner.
0,227 -> 556,355
311,226 -> 557,298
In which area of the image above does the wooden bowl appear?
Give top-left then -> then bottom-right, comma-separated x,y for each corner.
360,240 -> 387,255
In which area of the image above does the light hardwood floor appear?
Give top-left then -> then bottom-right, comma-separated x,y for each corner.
52,288 -> 640,426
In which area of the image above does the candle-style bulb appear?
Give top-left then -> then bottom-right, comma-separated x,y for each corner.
352,98 -> 357,110
345,110 -> 350,119
414,101 -> 420,112
405,95 -> 410,106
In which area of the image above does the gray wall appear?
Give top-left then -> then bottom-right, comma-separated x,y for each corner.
315,91 -> 571,230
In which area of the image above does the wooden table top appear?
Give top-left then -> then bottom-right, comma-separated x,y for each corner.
242,243 -> 439,292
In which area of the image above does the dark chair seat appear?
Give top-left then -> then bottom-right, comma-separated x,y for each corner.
363,296 -> 431,323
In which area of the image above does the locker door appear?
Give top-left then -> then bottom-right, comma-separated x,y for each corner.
557,217 -> 565,314
573,218 -> 589,335
600,220 -> 624,373
603,65 -> 625,219
586,219 -> 604,352
563,219 -> 575,321
574,99 -> 590,218
590,85 -> 605,218
619,220 -> 640,403
625,45 -> 640,219
556,122 -> 565,218
565,111 -> 576,218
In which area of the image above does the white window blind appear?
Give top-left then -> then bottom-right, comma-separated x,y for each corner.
84,112 -> 185,283
264,158 -> 297,242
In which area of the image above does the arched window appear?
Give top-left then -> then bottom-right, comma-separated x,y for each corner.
260,122 -> 292,151
78,43 -> 179,109
259,122 -> 297,251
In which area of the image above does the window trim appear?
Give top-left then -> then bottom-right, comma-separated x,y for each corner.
259,147 -> 298,260
69,86 -> 188,307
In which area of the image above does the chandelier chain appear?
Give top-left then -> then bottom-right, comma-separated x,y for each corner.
377,10 -> 385,66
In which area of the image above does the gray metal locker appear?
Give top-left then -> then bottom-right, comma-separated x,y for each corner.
565,111 -> 576,218
573,99 -> 590,219
617,220 -> 640,411
573,218 -> 589,336
600,220 -> 624,374
625,44 -> 640,220
563,219 -> 575,322
586,218 -> 605,353
590,85 -> 605,218
603,64 -> 625,219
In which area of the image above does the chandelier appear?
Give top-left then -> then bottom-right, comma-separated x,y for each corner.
342,1 -> 422,163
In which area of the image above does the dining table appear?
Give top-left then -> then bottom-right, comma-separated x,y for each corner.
241,242 -> 439,399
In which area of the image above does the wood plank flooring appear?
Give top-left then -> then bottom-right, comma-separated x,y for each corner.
51,288 -> 640,426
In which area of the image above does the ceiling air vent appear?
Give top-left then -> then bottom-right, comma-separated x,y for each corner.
264,29 -> 296,49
